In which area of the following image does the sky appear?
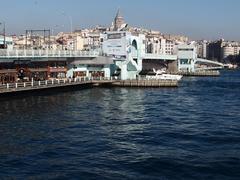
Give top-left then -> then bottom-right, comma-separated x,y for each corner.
0,0 -> 240,41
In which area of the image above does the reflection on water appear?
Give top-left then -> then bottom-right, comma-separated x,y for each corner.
0,70 -> 240,179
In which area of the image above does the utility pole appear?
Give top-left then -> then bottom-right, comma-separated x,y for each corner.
61,12 -> 73,50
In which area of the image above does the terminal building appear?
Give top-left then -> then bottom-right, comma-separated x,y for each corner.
66,56 -> 113,79
102,31 -> 145,80
0,58 -> 67,84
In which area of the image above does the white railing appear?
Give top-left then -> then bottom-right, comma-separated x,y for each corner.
195,67 -> 224,71
131,52 -> 177,60
195,58 -> 224,67
0,49 -> 100,58
144,53 -> 177,60
0,77 -> 115,92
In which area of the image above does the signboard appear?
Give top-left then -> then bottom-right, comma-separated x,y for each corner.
107,33 -> 126,39
103,33 -> 127,56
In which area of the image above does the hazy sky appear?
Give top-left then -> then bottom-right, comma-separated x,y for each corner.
1,0 -> 240,40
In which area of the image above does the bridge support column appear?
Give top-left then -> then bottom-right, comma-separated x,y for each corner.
120,64 -> 128,80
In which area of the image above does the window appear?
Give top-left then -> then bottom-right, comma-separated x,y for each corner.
180,59 -> 190,64
179,48 -> 194,51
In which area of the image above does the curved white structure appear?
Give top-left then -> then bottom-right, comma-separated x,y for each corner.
177,44 -> 224,72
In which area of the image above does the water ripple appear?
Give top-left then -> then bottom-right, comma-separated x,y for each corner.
0,70 -> 240,179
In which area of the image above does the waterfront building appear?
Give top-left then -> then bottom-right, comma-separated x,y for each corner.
177,43 -> 224,72
222,44 -> 240,59
207,39 -> 224,61
177,44 -> 197,72
0,59 -> 67,84
102,31 -> 145,80
207,39 -> 240,61
66,56 -> 113,79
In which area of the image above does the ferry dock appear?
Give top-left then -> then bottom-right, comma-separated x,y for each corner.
0,78 -> 179,95
112,79 -> 178,87
172,70 -> 220,77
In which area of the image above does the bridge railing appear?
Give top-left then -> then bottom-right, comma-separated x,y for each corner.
144,53 -> 178,60
0,49 -> 100,58
195,58 -> 224,67
132,53 -> 178,60
0,77 -> 115,92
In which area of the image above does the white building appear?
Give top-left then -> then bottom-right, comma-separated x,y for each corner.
0,35 -> 13,49
74,31 -> 101,51
196,40 -> 208,59
222,45 -> 240,59
102,31 -> 146,80
66,56 -> 113,79
165,39 -> 174,55
146,36 -> 175,55
177,44 -> 197,72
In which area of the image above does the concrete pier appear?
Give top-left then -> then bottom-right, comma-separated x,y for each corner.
112,79 -> 178,87
172,70 -> 220,77
0,79 -> 94,95
0,78 -> 179,95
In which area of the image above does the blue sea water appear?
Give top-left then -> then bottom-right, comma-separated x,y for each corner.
0,70 -> 240,180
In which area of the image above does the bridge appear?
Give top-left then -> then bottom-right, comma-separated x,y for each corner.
0,49 -> 99,60
0,49 -> 226,75
195,58 -> 224,71
195,58 -> 224,67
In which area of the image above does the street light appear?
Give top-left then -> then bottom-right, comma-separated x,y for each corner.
61,12 -> 74,50
0,22 -> 6,49
61,12 -> 73,33
51,25 -> 65,50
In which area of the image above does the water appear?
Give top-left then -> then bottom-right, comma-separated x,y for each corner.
0,70 -> 240,180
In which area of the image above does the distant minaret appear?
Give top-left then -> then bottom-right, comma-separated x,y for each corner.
114,8 -> 125,31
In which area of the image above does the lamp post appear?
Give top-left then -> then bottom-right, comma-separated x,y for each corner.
61,12 -> 73,33
68,15 -> 73,34
0,22 -> 6,49
61,12 -> 74,50
52,25 -> 65,50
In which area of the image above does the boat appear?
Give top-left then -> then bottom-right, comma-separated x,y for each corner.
146,68 -> 183,81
